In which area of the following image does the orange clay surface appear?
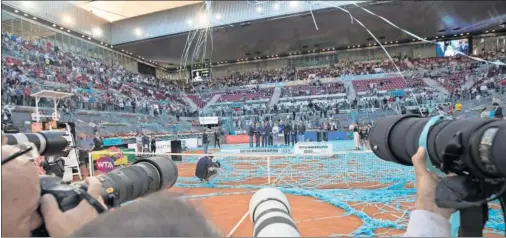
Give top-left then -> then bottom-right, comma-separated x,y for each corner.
170,187 -> 411,237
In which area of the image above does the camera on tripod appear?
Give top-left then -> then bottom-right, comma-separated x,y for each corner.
3,131 -> 179,236
369,115 -> 506,236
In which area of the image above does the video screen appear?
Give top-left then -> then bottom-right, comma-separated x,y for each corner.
436,39 -> 469,57
191,68 -> 211,82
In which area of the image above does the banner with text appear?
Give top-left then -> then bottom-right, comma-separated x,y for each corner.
92,147 -> 135,173
294,142 -> 333,156
199,117 -> 219,125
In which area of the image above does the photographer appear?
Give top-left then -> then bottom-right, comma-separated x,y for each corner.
1,144 -> 105,237
195,155 -> 219,182
404,147 -> 455,237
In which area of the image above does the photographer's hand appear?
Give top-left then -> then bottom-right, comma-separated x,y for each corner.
40,177 -> 106,237
412,147 -> 456,219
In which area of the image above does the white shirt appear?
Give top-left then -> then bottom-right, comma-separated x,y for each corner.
404,210 -> 451,237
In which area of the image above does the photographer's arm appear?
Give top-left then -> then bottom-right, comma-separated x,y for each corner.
404,147 -> 455,237
40,177 -> 107,237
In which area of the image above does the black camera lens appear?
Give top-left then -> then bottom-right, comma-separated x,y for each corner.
97,156 -> 178,207
369,115 -> 506,178
5,131 -> 70,157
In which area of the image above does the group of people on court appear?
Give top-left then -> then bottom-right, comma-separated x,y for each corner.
247,120 -> 306,147
351,122 -> 372,150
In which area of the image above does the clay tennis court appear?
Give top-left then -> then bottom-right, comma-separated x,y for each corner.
172,142 -> 504,236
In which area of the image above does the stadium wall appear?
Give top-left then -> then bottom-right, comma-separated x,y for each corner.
2,1 -> 112,43
212,59 -> 289,78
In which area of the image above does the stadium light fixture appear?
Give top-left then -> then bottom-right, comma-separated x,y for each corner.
63,15 -> 73,24
273,4 -> 279,10
67,30 -> 70,33
368,44 -> 371,46
88,37 -> 91,40
187,19 -> 193,26
100,42 -> 103,45
466,33 -> 470,35
352,46 -> 355,48
441,36 -> 445,38
347,46 -> 350,48
14,10 -> 19,13
92,27 -> 103,37
33,17 -> 37,20
60,27 -> 64,30
110,46 -> 113,48
257,7 -> 263,12
485,30 -> 489,33
390,41 -> 393,44
135,28 -> 142,37
81,35 -> 85,38
384,42 -> 388,44
53,24 -> 57,27
24,13 -> 28,17
492,30 -> 496,32
275,55 -> 278,57
121,49 -> 124,52
395,41 -> 398,43
435,36 -> 438,38
454,34 -> 457,36
215,14 -> 222,20
460,33 -> 463,36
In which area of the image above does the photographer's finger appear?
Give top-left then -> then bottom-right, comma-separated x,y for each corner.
412,147 -> 428,177
85,176 -> 102,199
40,194 -> 63,226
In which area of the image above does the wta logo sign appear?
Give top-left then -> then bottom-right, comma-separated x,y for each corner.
96,156 -> 115,173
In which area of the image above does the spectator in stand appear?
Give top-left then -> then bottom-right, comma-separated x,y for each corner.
480,107 -> 489,119
492,102 -> 503,119
455,102 -> 463,112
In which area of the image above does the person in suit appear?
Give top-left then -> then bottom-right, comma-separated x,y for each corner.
298,121 -> 306,143
291,121 -> 298,146
254,122 -> 261,147
202,130 -> 209,154
248,122 -> 255,148
262,122 -> 269,147
213,127 -> 220,148
284,121 -> 292,146
92,132 -> 103,152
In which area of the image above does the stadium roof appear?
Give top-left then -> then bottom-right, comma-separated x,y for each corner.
72,1 -> 202,22
116,1 -> 506,68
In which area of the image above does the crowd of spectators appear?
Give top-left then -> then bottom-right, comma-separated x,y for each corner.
2,30 -> 505,121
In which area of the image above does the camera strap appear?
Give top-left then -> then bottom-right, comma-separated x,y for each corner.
73,188 -> 107,214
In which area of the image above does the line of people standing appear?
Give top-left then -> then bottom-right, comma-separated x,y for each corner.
247,120 -> 306,147
282,120 -> 306,147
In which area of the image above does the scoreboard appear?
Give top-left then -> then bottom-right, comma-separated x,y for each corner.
190,67 -> 211,82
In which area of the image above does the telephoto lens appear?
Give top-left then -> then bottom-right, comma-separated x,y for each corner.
4,131 -> 70,156
249,188 -> 300,237
368,115 -> 506,178
91,155 -> 179,208
39,155 -> 179,212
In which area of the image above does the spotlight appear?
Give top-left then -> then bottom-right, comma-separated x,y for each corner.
100,42 -> 103,44
256,7 -> 263,12
53,24 -> 57,27
486,30 -> 489,33
135,28 -> 142,36
435,36 -> 439,38
348,46 -> 350,48
81,35 -> 85,38
186,19 -> 193,25
33,17 -> 37,20
24,13 -> 28,17
67,30 -> 70,33
385,42 -> 388,44
88,37 -> 91,40
390,41 -> 393,44
492,30 -> 496,32
215,14 -> 222,20
60,27 -> 64,30
273,4 -> 279,10
14,10 -> 19,13
412,39 -> 416,41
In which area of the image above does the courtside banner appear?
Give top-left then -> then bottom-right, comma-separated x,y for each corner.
199,117 -> 219,125
222,148 -> 293,154
294,142 -> 333,156
156,140 -> 172,153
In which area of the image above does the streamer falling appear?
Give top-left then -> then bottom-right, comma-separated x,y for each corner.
179,1 -> 215,81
